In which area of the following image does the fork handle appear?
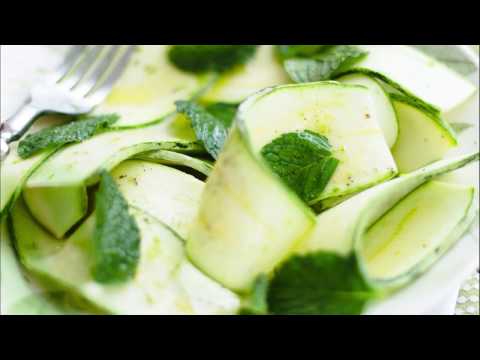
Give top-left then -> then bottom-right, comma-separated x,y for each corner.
1,104 -> 43,160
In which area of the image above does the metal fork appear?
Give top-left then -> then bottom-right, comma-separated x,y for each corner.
0,45 -> 136,160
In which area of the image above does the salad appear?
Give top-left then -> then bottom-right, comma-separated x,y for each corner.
1,45 -> 478,315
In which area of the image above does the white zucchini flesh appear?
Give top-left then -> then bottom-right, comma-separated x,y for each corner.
242,82 -> 397,202
94,45 -> 214,127
338,74 -> 398,148
296,152 -> 479,291
201,45 -> 290,103
391,96 -> 457,173
352,45 -> 477,113
22,116 -> 201,239
10,200 -> 240,315
187,82 -> 398,292
112,161 -> 204,239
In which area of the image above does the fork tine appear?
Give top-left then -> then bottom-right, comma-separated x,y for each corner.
87,45 -> 136,104
59,45 -> 105,90
47,45 -> 88,83
73,45 -> 122,97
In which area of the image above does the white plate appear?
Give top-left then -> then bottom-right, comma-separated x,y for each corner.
1,45 -> 478,315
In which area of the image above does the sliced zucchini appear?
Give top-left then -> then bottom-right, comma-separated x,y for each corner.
112,160 -> 205,239
94,45 -> 214,127
187,82 -> 398,292
23,116 -> 204,238
390,94 -> 457,173
0,115 -> 66,218
201,45 -> 290,103
296,152 -> 479,292
362,181 -> 475,281
344,45 -> 477,113
1,219 -> 70,315
10,199 -> 240,315
187,130 -> 315,292
338,74 -> 398,148
242,82 -> 397,202
134,150 -> 213,177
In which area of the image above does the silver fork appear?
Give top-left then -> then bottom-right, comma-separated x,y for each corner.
0,45 -> 136,160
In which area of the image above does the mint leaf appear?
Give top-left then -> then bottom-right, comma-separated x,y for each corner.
92,171 -> 141,284
18,114 -> 119,159
168,45 -> 258,74
267,252 -> 375,315
239,274 -> 270,315
261,130 -> 339,203
276,45 -> 329,60
176,100 -> 237,159
284,45 -> 368,83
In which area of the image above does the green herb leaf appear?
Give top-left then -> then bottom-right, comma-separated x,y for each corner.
261,130 -> 339,203
267,252 -> 375,315
92,171 -> 141,284
168,45 -> 258,74
176,100 -> 237,159
450,122 -> 473,134
239,274 -> 270,315
284,45 -> 368,83
276,45 -> 329,60
17,114 -> 119,159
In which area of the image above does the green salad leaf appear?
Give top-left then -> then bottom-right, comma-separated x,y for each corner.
168,45 -> 258,74
283,45 -> 368,83
92,171 -> 141,284
261,130 -> 339,203
176,100 -> 237,159
17,114 -> 119,159
266,252 -> 375,315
